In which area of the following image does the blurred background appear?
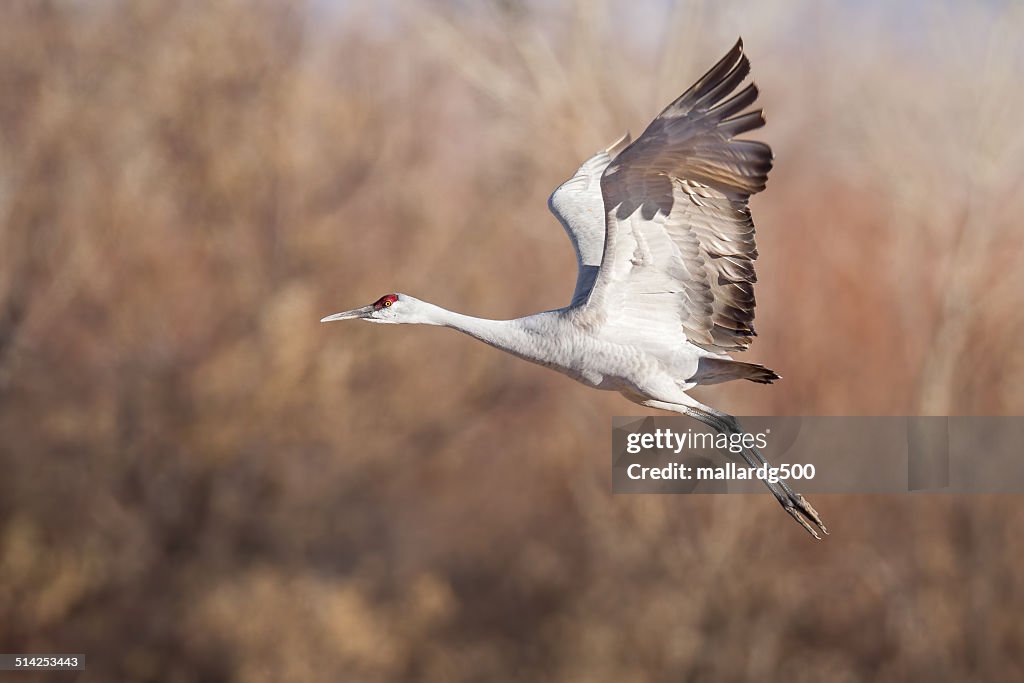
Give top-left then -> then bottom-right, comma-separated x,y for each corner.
1,0 -> 1023,680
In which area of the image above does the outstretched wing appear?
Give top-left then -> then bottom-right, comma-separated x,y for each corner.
548,133 -> 632,307
585,38 -> 772,353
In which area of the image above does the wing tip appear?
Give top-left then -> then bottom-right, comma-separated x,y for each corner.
664,37 -> 752,119
720,109 -> 767,138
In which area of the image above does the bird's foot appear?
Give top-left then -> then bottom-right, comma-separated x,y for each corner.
782,491 -> 828,540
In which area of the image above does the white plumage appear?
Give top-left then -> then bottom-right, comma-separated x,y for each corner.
322,39 -> 827,538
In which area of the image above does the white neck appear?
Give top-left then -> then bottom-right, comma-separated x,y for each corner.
416,301 -> 544,363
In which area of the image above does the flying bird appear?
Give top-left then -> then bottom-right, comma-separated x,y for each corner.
322,39 -> 827,538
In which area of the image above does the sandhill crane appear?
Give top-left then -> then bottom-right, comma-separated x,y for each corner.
322,39 -> 827,538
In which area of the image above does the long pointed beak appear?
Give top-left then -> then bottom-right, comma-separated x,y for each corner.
320,305 -> 374,323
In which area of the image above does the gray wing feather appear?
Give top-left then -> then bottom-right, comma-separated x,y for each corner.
548,132 -> 632,307
588,38 -> 772,352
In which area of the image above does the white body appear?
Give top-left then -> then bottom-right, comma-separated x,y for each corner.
421,304 -> 707,399
322,40 -> 827,538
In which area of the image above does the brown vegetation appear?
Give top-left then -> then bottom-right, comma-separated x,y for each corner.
1,1 -> 1023,680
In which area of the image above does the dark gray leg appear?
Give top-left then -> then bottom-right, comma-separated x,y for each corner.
686,406 -> 828,539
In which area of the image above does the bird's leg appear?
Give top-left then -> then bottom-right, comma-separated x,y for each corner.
639,397 -> 827,538
749,440 -> 827,536
642,399 -> 810,532
696,409 -> 831,536
688,406 -> 827,539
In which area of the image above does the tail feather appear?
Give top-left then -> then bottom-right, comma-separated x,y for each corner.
694,358 -> 781,385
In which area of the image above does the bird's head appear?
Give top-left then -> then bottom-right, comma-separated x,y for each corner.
320,293 -> 431,325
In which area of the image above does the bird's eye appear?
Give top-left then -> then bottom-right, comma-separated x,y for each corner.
383,300 -> 392,307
